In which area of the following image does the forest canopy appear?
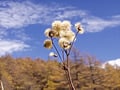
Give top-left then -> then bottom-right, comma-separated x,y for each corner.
0,53 -> 120,90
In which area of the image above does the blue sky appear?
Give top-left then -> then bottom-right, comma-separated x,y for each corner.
0,0 -> 120,63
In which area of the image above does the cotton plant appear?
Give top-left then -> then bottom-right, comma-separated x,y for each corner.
49,52 -> 57,57
44,20 -> 84,50
43,20 -> 84,90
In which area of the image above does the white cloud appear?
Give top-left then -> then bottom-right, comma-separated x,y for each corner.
0,1 -> 42,28
0,1 -> 120,33
81,16 -> 120,32
0,40 -> 29,56
0,1 -> 72,28
0,1 -> 120,57
55,9 -> 88,19
103,58 -> 120,68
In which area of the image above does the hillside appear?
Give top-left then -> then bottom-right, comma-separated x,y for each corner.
0,54 -> 120,90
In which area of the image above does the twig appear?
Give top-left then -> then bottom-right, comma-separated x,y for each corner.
68,31 -> 79,55
0,80 -> 4,90
65,53 -> 75,90
51,37 -> 63,62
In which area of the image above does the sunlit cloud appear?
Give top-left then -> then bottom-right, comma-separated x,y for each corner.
102,58 -> 120,68
0,0 -> 120,56
81,16 -> 120,32
0,40 -> 29,56
0,1 -> 120,32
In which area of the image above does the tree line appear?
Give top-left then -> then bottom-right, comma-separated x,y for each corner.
0,53 -> 120,90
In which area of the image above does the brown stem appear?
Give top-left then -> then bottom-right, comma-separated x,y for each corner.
67,69 -> 75,90
65,54 -> 75,90
0,80 -> 4,90
50,31 -> 78,90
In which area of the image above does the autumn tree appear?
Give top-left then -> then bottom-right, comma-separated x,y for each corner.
1,53 -> 120,90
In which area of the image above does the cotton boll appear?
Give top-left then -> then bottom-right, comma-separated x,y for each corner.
49,52 -> 57,57
52,20 -> 62,32
58,38 -> 71,50
75,22 -> 84,34
78,27 -> 84,34
61,20 -> 72,30
44,28 -> 59,38
60,30 -> 75,42
43,39 -> 52,49
44,28 -> 52,38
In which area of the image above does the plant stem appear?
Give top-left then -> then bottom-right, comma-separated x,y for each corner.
0,80 -> 4,90
63,31 -> 79,90
51,37 -> 63,62
68,31 -> 79,55
51,32 -> 78,90
66,54 -> 75,90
